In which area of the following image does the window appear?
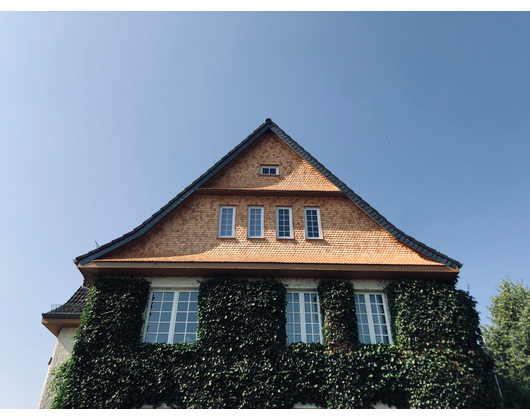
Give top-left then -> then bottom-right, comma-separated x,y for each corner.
354,293 -> 392,344
286,292 -> 322,344
276,207 -> 293,239
144,291 -> 198,344
247,206 -> 264,238
304,207 -> 322,239
260,165 -> 279,175
218,206 -> 235,238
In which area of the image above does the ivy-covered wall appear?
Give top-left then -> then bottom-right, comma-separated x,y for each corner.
49,277 -> 501,409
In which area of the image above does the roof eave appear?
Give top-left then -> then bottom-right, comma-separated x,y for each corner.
78,260 -> 459,286
42,313 -> 82,337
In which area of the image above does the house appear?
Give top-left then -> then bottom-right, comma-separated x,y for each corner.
39,119 -> 497,409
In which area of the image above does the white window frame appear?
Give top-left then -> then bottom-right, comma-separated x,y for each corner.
354,293 -> 393,345
276,207 -> 293,239
304,207 -> 323,239
260,165 -> 279,175
247,206 -> 264,238
286,291 -> 323,344
218,206 -> 236,238
143,288 -> 199,344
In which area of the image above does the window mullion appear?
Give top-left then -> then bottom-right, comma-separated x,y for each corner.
168,291 -> 179,344
366,294 -> 377,344
299,292 -> 307,342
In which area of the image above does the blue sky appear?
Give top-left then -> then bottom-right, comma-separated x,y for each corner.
0,12 -> 529,408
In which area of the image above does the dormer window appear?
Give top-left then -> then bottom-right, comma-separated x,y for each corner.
260,165 -> 279,175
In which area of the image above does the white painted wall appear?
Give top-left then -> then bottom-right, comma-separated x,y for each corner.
38,327 -> 78,409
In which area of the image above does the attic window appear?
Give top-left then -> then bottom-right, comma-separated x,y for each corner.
218,206 -> 236,238
304,208 -> 323,239
276,207 -> 293,239
260,165 -> 279,175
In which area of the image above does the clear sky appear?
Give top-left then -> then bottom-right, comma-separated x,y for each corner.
0,12 -> 529,409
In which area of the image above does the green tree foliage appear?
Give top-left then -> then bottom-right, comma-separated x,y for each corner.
482,277 -> 530,408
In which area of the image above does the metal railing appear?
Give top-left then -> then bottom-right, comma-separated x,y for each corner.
50,304 -> 85,313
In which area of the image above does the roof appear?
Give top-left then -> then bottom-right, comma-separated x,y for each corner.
44,280 -> 90,315
42,281 -> 89,336
75,119 -> 461,270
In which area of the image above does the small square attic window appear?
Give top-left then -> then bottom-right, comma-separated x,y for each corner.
260,165 -> 279,175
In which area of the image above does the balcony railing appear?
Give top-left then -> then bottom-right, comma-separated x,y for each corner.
50,304 -> 85,313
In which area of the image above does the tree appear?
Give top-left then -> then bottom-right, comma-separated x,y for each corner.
482,277 -> 530,408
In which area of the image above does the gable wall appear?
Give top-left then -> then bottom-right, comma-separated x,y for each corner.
93,128 -> 445,267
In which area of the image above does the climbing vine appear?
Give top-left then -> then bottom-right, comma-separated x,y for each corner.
50,277 -> 501,408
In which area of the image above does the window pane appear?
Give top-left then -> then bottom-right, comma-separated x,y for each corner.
286,292 -> 322,345
286,293 -> 302,345
305,209 -> 320,238
355,293 -> 391,345
173,290 -> 198,344
248,208 -> 263,237
145,290 -> 199,345
277,209 -> 291,237
355,294 -> 371,344
219,207 -> 234,237
147,291 -> 176,344
304,293 -> 321,344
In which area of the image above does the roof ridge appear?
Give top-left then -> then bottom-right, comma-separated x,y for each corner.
75,119 -> 461,269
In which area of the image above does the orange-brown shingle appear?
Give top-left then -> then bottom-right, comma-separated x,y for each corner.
201,131 -> 340,192
98,195 -> 444,267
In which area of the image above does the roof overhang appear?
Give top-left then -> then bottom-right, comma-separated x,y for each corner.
42,313 -> 82,337
79,261 -> 459,286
